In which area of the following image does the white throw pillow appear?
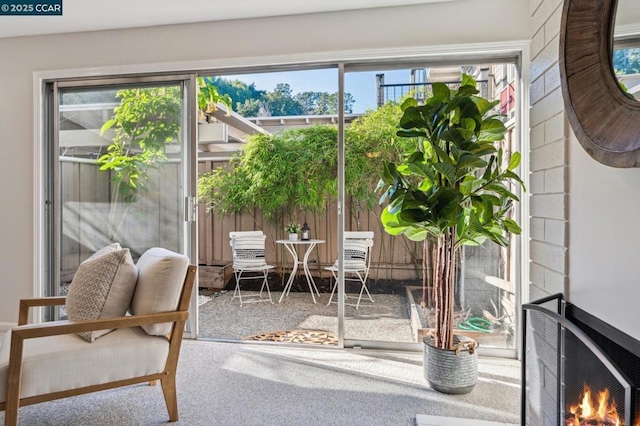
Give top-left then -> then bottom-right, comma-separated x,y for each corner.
65,243 -> 139,342
131,248 -> 189,336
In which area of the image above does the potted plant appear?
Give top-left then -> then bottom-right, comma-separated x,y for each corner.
378,74 -> 524,394
285,222 -> 301,241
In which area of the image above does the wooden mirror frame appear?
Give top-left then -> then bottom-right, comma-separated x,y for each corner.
560,0 -> 640,167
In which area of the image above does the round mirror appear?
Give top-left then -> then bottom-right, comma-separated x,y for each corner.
612,0 -> 640,100
560,0 -> 640,167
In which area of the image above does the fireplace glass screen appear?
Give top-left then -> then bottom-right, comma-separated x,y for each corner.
563,329 -> 627,425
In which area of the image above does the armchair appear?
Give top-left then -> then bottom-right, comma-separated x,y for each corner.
0,248 -> 197,426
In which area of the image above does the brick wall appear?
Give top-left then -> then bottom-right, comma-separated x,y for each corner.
526,309 -> 559,425
529,0 -> 569,300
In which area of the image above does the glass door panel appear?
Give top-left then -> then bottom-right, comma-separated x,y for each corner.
52,81 -> 192,317
195,67 -> 340,344
343,63 -> 521,352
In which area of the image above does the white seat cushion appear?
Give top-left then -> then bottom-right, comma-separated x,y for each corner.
231,236 -> 269,269
131,248 -> 189,336
0,326 -> 169,404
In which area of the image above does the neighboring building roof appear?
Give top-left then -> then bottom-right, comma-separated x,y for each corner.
59,101 -> 272,160
244,113 -> 363,134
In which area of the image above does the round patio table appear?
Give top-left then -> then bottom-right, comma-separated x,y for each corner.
276,239 -> 324,304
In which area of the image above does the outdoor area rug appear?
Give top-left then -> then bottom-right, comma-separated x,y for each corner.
244,329 -> 338,345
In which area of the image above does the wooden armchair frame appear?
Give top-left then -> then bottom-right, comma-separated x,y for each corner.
0,264 -> 197,426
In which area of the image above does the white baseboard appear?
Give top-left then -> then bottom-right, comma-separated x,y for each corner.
416,416 -> 518,426
0,322 -> 16,332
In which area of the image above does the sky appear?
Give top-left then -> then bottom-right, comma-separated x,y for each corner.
221,68 -> 415,114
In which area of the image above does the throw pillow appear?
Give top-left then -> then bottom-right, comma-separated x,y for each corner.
65,243 -> 138,342
131,247 -> 189,336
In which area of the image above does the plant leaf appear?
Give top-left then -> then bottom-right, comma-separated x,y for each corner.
100,118 -> 116,135
401,97 -> 418,111
433,162 -> 456,185
432,83 -> 451,102
508,152 -> 521,171
502,218 -> 522,234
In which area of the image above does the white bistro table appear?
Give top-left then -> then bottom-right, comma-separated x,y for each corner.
276,239 -> 324,304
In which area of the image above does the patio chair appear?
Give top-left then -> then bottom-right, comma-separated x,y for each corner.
0,246 -> 197,426
325,231 -> 374,310
229,231 -> 274,306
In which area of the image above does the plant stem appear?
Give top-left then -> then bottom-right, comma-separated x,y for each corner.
433,227 -> 457,350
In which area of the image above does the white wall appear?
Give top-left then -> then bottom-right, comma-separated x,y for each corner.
0,0 -> 529,324
568,134 -> 640,340
617,0 -> 640,27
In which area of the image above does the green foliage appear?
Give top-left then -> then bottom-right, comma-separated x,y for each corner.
209,76 -> 355,117
99,80 -> 232,202
236,99 -> 262,117
207,77 -> 265,107
613,47 -> 640,75
199,125 -> 337,224
198,101 -> 417,224
197,77 -> 233,118
285,222 -> 301,233
345,101 -> 416,209
99,86 -> 181,202
264,83 -> 304,116
296,91 -> 355,114
613,48 -> 640,100
377,74 -> 525,249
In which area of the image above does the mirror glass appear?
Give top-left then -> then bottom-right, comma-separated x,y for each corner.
613,0 -> 640,100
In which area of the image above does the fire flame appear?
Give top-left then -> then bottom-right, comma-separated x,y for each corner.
566,384 -> 622,426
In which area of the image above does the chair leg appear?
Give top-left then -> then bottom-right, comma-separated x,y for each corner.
161,373 -> 179,422
5,337 -> 23,426
258,271 -> 265,296
233,271 -> 243,307
4,402 -> 19,426
326,274 -> 337,306
354,272 -> 374,310
261,269 -> 273,303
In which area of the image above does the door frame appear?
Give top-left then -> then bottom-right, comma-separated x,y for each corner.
33,40 -> 530,353
36,73 -> 199,336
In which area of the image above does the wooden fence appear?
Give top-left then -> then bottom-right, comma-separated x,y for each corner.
59,157 -> 512,322
197,159 -> 422,281
59,158 -> 424,281
60,158 -> 183,279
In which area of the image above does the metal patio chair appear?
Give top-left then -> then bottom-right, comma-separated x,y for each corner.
229,231 -> 274,307
325,231 -> 374,309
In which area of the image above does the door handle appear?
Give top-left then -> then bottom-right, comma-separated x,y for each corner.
184,196 -> 197,223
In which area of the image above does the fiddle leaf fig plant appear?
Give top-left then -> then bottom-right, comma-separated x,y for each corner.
377,74 -> 525,350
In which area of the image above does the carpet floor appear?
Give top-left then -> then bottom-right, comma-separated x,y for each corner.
1,340 -> 520,426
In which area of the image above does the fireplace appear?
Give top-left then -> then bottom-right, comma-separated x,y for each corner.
522,294 -> 640,425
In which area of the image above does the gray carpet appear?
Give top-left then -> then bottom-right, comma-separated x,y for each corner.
1,340 -> 520,425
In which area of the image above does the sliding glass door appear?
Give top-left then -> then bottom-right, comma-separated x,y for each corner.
343,62 -> 523,355
46,76 -> 198,332
40,56 -> 524,356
